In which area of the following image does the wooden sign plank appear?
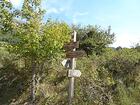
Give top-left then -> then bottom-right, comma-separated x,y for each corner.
64,41 -> 79,51
68,69 -> 81,77
66,50 -> 85,58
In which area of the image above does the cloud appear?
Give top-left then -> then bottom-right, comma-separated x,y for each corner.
47,8 -> 59,14
46,7 -> 65,14
10,0 -> 23,7
42,0 -> 70,15
72,12 -> 88,24
43,0 -> 76,15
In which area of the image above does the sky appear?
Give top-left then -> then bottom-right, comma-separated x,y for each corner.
10,0 -> 140,48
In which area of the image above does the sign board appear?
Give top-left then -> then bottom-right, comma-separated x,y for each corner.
61,59 -> 71,68
64,41 -> 79,51
66,50 -> 85,58
68,69 -> 81,77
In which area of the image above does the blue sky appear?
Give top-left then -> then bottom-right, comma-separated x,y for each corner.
10,0 -> 140,47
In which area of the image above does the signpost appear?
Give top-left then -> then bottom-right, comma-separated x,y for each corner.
65,31 -> 84,105
68,31 -> 76,105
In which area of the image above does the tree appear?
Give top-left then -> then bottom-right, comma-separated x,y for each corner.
135,43 -> 140,52
0,0 -> 13,33
73,25 -> 114,56
4,0 -> 71,104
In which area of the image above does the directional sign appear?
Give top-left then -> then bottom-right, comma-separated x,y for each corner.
61,59 -> 71,68
68,69 -> 81,77
66,50 -> 85,58
64,41 -> 79,51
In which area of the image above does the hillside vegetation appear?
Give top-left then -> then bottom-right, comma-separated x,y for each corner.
0,0 -> 140,105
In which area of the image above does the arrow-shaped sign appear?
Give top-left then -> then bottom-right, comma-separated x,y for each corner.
66,50 -> 85,58
64,41 -> 79,51
61,59 -> 71,68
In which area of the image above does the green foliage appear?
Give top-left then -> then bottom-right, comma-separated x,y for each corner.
135,43 -> 140,52
115,84 -> 132,105
104,48 -> 140,85
73,25 -> 114,55
10,20 -> 71,60
22,0 -> 43,20
8,0 -> 71,60
72,57 -> 114,105
100,48 -> 140,105
0,0 -> 140,105
0,0 -> 71,104
0,0 -> 13,33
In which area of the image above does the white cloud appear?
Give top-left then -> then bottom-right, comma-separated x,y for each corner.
10,0 -> 23,7
43,0 -> 74,14
46,7 -> 65,14
59,7 -> 65,12
47,8 -> 59,14
72,12 -> 88,24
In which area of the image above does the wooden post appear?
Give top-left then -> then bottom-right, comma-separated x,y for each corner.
68,31 -> 77,105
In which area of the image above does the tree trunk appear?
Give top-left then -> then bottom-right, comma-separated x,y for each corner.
31,58 -> 36,105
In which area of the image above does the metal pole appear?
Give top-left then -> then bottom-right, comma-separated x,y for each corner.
68,31 -> 77,105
